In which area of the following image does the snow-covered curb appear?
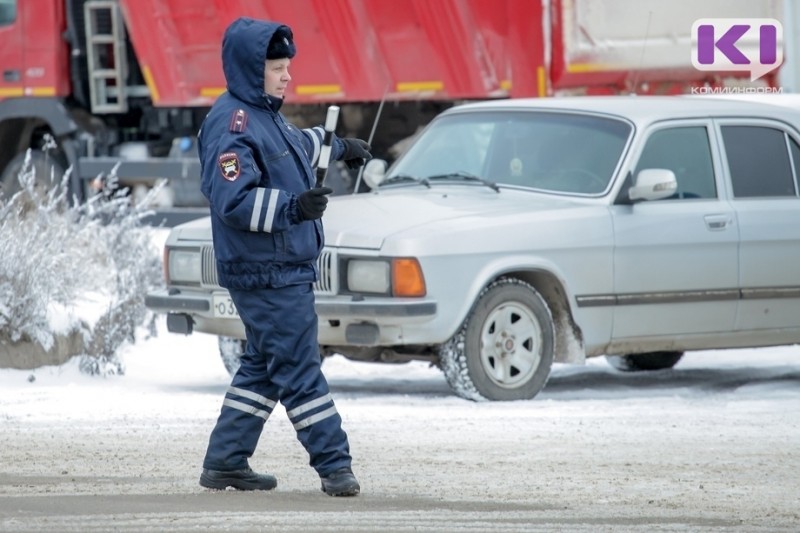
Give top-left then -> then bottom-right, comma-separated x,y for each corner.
0,327 -> 85,370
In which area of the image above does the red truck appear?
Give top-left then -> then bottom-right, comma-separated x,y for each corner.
0,0 -> 781,211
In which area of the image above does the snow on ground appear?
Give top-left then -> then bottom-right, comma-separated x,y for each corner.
0,317 -> 799,532
3,319 -> 798,410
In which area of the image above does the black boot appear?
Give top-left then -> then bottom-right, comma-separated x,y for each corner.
200,467 -> 277,491
320,467 -> 360,497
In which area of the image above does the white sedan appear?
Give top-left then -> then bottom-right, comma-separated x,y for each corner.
146,95 -> 800,401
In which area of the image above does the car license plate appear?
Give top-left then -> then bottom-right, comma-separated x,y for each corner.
212,294 -> 239,318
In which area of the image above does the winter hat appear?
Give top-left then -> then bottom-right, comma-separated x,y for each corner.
266,26 -> 296,60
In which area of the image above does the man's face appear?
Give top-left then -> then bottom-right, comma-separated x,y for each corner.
264,58 -> 291,99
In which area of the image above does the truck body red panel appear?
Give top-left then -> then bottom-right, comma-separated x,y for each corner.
119,0 -> 782,106
118,0 -> 539,107
2,0 -> 781,107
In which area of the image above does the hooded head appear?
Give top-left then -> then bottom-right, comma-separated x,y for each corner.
221,18 -> 296,106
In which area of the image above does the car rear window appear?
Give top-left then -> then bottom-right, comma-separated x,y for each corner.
722,126 -> 798,198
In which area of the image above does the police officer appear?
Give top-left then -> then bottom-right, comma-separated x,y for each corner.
196,17 -> 371,497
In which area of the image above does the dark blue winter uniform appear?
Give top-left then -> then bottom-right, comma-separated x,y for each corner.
197,18 -> 352,477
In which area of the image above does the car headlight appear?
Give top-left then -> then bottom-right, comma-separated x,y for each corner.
345,258 -> 426,297
347,259 -> 390,294
168,249 -> 202,283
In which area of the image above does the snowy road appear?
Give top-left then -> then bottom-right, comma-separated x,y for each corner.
1,322 -> 799,532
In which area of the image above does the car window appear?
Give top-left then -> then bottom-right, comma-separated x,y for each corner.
390,111 -> 631,195
489,113 -> 630,194
393,117 -> 494,178
792,136 -> 800,191
722,126 -> 797,198
0,0 -> 15,26
634,126 -> 716,199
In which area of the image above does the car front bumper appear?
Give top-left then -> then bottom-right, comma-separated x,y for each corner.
145,289 -> 438,346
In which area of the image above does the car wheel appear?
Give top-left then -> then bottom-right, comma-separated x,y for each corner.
605,351 -> 684,372
218,336 -> 245,376
439,278 -> 555,401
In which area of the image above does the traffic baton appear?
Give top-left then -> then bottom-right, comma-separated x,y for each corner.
316,105 -> 340,187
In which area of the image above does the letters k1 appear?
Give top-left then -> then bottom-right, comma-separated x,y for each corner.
691,18 -> 783,82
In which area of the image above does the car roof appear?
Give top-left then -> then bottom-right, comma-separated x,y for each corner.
447,95 -> 800,125
687,93 -> 800,109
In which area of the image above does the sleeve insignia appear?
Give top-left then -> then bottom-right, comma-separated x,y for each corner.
229,109 -> 248,132
218,152 -> 241,181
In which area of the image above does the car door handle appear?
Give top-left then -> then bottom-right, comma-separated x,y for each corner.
704,214 -> 732,231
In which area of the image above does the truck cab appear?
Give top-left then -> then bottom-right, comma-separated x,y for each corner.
0,0 -> 75,198
0,2 -> 21,94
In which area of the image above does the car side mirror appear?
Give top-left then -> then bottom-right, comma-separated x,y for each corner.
628,168 -> 677,202
362,158 -> 387,189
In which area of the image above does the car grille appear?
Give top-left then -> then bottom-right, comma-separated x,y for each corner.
200,245 -> 336,295
201,246 -> 218,286
315,249 -> 335,294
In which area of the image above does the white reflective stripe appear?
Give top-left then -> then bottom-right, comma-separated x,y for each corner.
262,189 -> 279,233
223,398 -> 270,421
286,393 -> 332,419
227,386 -> 276,409
292,405 -> 338,431
304,127 -> 322,167
251,188 -> 266,232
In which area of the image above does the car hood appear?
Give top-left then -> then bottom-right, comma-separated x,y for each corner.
170,215 -> 213,242
324,187 -> 585,249
169,188 -> 592,249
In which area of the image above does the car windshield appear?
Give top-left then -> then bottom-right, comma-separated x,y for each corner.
388,110 -> 632,195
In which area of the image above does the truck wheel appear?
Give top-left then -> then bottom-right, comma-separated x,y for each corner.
605,351 -> 684,372
439,279 -> 555,401
218,336 -> 244,376
0,150 -> 67,199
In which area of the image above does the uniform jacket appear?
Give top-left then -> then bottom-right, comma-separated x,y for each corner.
198,18 -> 345,290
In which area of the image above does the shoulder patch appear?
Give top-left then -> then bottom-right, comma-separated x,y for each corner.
229,109 -> 248,132
218,152 -> 241,181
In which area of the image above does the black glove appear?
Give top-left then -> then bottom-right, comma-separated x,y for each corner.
340,138 -> 372,170
297,187 -> 333,220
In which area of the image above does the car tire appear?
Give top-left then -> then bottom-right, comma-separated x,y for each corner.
605,351 -> 684,372
218,336 -> 244,376
439,278 -> 555,401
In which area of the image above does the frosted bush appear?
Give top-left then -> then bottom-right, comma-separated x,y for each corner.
0,147 -> 164,375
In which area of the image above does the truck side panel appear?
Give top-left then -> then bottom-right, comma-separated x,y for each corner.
1,0 -> 786,108
117,0 -> 535,106
120,0 -> 783,107
116,0 -> 223,106
551,0 -> 783,93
